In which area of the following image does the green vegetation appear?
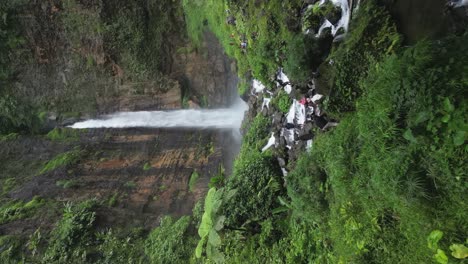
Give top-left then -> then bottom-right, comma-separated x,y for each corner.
325,1 -> 401,113
143,162 -> 152,171
271,91 -> 291,113
43,200 -> 97,262
189,170 -> 200,192
182,0 -> 305,86
40,148 -> 83,174
124,181 -> 137,189
195,187 -> 228,262
285,35 -> 468,263
145,216 -> 196,264
56,180 -> 80,189
0,0 -> 466,263
0,196 -> 45,225
46,128 -> 81,141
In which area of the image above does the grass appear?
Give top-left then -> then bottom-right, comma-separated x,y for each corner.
56,180 -> 80,189
124,181 -> 137,189
189,170 -> 200,192
182,0 -> 303,89
143,162 -> 152,171
0,196 -> 45,225
40,148 -> 83,174
46,128 -> 81,141
286,36 -> 468,263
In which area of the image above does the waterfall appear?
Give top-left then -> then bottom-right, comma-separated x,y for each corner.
315,0 -> 351,37
70,98 -> 248,130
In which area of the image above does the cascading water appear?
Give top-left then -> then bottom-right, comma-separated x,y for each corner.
315,0 -> 351,37
70,98 -> 248,130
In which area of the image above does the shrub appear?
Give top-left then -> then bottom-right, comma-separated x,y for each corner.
145,216 -> 197,264
271,91 -> 291,114
223,151 -> 283,227
284,34 -> 320,83
326,0 -> 401,112
43,200 -> 96,263
242,114 -> 271,149
97,229 -> 144,264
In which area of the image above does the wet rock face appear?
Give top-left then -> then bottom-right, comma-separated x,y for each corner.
171,32 -> 239,108
3,128 -> 229,232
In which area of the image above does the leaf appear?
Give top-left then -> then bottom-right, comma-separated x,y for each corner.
450,244 -> 468,259
427,230 -> 443,250
210,247 -> 225,264
224,189 -> 237,200
453,131 -> 465,146
441,114 -> 450,123
204,188 -> 217,215
198,212 -> 213,238
272,206 -> 289,214
414,111 -> 430,124
208,229 -> 221,247
434,249 -> 448,264
403,129 -> 417,143
195,236 -> 207,258
214,215 -> 225,231
443,98 -> 454,113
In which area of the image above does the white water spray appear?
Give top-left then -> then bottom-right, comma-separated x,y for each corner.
70,99 -> 248,130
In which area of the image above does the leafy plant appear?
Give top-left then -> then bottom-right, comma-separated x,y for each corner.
271,91 -> 291,114
196,187 -> 233,263
189,170 -> 200,192
43,200 -> 96,263
41,148 -> 83,174
145,216 -> 196,264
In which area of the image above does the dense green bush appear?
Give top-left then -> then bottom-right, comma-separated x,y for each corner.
223,151 -> 283,227
301,35 -> 467,263
145,216 -> 197,264
96,229 -> 144,264
287,153 -> 328,223
43,200 -> 97,263
271,91 -> 291,114
242,114 -> 271,149
284,34 -> 320,83
326,0 -> 401,112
